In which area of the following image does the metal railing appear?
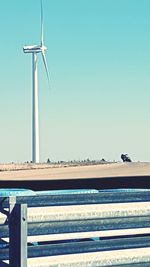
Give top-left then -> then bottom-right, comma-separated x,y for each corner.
0,190 -> 150,266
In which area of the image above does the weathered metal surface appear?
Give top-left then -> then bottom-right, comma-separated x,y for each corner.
9,203 -> 27,267
0,225 -> 8,238
27,228 -> 150,243
27,236 -> 150,258
27,247 -> 150,266
27,216 -> 150,236
27,202 -> 150,223
2,225 -> 150,246
1,190 -> 150,208
2,236 -> 150,260
0,247 -> 9,260
1,191 -> 150,266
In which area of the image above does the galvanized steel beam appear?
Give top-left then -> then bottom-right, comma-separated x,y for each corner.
9,203 -> 27,267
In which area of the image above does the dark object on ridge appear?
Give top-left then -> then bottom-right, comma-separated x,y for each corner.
121,154 -> 132,162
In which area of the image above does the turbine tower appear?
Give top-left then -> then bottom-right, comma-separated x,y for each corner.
23,0 -> 50,163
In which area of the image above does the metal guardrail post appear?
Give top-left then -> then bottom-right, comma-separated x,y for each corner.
9,196 -> 27,267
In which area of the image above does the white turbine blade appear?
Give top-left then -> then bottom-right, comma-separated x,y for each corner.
41,50 -> 50,88
41,0 -> 44,46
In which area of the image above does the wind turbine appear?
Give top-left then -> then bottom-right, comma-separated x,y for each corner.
23,0 -> 50,163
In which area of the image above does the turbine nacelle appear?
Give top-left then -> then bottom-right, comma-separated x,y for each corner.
23,45 -> 47,53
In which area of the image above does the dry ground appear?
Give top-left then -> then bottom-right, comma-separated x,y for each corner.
0,162 -> 149,180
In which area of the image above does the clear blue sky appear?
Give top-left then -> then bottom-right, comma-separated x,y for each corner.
0,0 -> 150,163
